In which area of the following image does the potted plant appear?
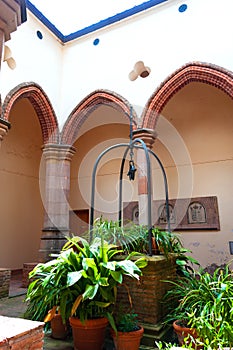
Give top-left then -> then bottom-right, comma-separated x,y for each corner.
110,309 -> 144,350
44,306 -> 69,339
24,259 -> 67,338
163,264 -> 233,349
25,235 -> 147,350
24,260 -> 72,339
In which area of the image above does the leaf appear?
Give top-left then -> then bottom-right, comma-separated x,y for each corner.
44,306 -> 57,322
220,283 -> 227,291
67,271 -> 83,286
98,277 -> 109,286
176,259 -> 187,266
71,295 -> 83,316
134,257 -> 148,269
110,270 -> 123,283
99,286 -> 112,302
117,260 -> 141,278
82,258 -> 98,278
94,301 -> 112,308
83,283 -> 99,300
106,312 -> 117,332
102,261 -> 116,271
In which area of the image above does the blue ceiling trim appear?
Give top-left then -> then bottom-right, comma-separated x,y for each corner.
26,1 -> 65,41
26,0 -> 168,43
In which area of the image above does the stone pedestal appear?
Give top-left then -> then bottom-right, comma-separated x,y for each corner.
22,263 -> 38,288
0,269 -> 11,299
116,255 -> 176,345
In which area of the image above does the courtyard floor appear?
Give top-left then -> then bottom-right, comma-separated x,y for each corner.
0,272 -> 156,349
0,272 -> 74,349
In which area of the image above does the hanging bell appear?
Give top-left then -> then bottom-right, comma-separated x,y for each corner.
127,160 -> 137,181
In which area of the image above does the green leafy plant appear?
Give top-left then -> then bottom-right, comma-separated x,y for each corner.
89,218 -> 199,279
110,306 -> 144,350
155,340 -> 194,349
25,235 -> 148,329
24,259 -> 62,324
89,217 -> 149,254
163,264 -> 233,349
114,310 -> 140,332
152,227 -> 199,277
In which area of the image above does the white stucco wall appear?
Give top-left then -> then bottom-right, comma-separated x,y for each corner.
1,0 -> 233,127
0,13 -> 63,122
60,0 -> 233,122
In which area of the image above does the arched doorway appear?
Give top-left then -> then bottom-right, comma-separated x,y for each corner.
142,62 -> 233,268
0,83 -> 58,268
62,90 -> 138,236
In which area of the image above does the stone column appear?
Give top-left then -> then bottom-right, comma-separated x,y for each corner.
133,128 -> 157,225
39,144 -> 76,262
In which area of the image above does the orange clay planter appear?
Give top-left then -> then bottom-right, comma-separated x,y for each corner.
173,320 -> 202,350
69,316 -> 108,350
50,314 -> 69,340
111,326 -> 144,350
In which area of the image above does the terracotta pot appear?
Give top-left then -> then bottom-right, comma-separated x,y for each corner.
69,316 -> 108,350
173,320 -> 202,349
50,314 -> 68,339
151,237 -> 159,255
111,326 -> 144,350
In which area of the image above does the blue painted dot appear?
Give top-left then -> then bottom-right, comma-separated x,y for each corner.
93,38 -> 100,46
37,30 -> 43,39
178,4 -> 187,12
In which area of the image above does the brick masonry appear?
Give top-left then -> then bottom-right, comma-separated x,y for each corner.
142,62 -> 233,130
0,316 -> 44,350
116,256 -> 176,324
22,263 -> 38,288
0,269 -> 11,299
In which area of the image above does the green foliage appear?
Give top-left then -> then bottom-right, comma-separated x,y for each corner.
155,340 -> 194,349
25,235 -> 147,327
24,259 -> 64,323
91,218 -> 199,276
163,264 -> 233,349
152,227 -> 199,277
114,310 -> 140,332
89,217 -> 149,254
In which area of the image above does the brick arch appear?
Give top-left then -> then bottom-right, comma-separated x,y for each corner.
142,62 -> 233,129
2,82 -> 59,143
61,89 -> 138,145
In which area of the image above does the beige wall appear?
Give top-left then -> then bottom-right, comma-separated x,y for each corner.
69,85 -> 233,268
69,106 -> 139,232
0,98 -> 44,269
153,82 -> 233,268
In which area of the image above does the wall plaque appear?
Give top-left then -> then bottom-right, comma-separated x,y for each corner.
123,196 -> 220,231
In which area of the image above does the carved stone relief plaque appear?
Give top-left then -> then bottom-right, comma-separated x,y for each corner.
123,196 -> 220,231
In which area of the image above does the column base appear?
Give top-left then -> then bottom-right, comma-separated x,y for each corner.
38,227 -> 70,262
140,322 -> 171,347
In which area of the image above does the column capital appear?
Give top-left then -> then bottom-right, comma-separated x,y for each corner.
42,144 -> 76,161
132,128 -> 157,149
0,118 -> 11,142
